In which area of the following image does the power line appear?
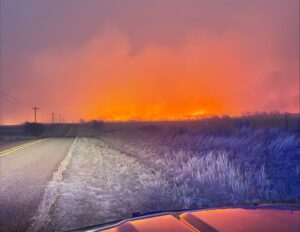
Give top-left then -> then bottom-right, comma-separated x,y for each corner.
0,91 -> 64,123
1,94 -> 30,108
0,91 -> 32,108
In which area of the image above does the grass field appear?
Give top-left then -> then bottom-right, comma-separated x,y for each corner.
98,113 -> 300,208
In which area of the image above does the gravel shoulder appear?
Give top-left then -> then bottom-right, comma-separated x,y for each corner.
31,137 -> 163,231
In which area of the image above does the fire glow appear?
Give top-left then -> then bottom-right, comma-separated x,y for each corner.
1,1 -> 298,124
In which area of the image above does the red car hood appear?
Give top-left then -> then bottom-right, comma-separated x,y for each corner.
78,205 -> 300,232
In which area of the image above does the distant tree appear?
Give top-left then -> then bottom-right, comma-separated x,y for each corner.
90,120 -> 104,130
24,122 -> 44,136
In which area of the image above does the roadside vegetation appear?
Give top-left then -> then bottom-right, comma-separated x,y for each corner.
99,113 -> 300,209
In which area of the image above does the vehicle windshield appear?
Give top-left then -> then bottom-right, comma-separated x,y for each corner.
0,1 -> 299,231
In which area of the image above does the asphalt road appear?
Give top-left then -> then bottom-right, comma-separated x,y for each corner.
0,137 -> 75,232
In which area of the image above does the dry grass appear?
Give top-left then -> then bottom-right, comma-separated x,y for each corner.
99,114 -> 300,208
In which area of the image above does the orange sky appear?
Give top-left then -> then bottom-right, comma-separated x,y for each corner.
1,1 -> 299,124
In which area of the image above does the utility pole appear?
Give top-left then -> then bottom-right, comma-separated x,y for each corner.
285,113 -> 288,131
52,113 -> 55,124
59,114 -> 62,123
32,107 -> 39,123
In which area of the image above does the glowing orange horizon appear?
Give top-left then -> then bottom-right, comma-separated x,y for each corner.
90,109 -> 210,122
2,27 -> 298,125
1,1 -> 299,125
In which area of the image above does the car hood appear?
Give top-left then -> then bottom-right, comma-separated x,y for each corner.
73,204 -> 300,232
